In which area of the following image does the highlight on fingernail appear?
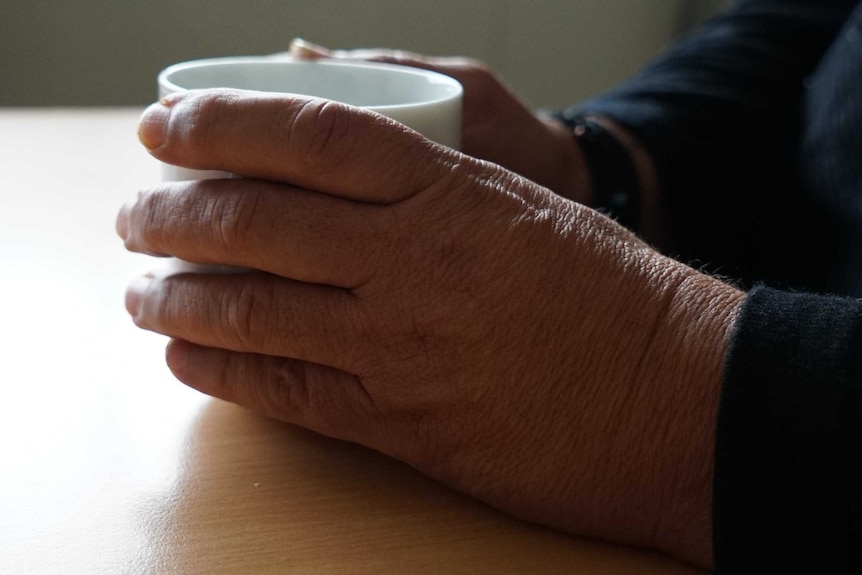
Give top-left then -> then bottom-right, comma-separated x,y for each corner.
138,100 -> 173,150
116,202 -> 131,240
125,274 -> 153,318
289,38 -> 331,59
159,92 -> 186,107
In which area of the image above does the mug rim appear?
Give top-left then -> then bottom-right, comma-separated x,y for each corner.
158,56 -> 463,110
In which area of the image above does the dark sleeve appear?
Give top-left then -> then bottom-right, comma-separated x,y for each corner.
714,286 -> 862,573
558,0 -> 857,283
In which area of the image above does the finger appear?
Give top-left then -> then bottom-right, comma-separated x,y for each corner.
139,89 -> 461,205
166,339 -> 380,444
127,271 -> 371,373
118,179 -> 386,288
287,38 -> 432,68
291,40 -> 480,87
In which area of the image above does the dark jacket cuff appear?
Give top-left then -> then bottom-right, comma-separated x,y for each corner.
714,285 -> 862,573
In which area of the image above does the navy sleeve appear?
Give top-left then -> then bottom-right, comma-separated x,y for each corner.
715,286 -> 862,573
560,0 -> 857,284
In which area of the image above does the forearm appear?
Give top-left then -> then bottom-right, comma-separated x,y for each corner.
619,257 -> 744,566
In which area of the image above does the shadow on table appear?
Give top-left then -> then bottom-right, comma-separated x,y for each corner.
138,398 -> 705,574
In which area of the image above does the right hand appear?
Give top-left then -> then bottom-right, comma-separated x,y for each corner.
288,39 -> 589,204
122,89 -> 741,568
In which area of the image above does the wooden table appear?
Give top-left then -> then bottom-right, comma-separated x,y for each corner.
0,109 -> 706,574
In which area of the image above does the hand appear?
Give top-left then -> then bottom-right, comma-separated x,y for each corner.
288,39 -> 589,203
119,89 -> 743,568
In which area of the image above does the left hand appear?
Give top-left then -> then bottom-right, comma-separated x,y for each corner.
288,39 -> 589,203
119,89 -> 742,568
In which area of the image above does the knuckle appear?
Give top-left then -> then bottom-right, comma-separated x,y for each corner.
262,362 -> 365,438
181,92 -> 236,150
220,278 -> 281,351
223,281 -> 262,349
269,360 -> 312,415
289,99 -> 354,173
213,351 -> 244,401
131,188 -> 171,254
208,186 -> 262,252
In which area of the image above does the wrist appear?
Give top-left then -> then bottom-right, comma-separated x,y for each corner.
642,266 -> 745,567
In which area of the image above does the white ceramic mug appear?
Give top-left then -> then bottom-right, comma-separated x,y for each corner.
155,56 -> 463,272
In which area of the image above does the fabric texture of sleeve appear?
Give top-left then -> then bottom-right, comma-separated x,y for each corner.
558,0 -> 857,286
714,286 -> 862,573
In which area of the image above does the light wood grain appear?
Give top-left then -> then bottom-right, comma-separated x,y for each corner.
0,109 -> 706,574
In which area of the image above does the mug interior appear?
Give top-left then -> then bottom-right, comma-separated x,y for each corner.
159,58 -> 461,109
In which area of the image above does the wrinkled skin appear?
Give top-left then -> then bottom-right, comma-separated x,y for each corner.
119,88 -> 742,568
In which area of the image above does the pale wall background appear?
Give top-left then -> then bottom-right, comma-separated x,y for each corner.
0,0 -> 729,108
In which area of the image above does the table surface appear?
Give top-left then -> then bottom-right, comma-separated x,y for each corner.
0,108 -> 706,574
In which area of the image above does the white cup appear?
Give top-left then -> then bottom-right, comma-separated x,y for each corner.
155,56 -> 463,272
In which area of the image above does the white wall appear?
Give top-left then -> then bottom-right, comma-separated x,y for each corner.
0,0 -> 729,107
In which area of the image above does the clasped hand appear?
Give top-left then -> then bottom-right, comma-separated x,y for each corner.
118,87 -> 741,568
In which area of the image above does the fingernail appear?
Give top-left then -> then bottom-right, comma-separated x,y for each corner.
138,99 -> 176,150
290,38 -> 331,58
125,274 -> 153,318
116,202 -> 131,240
166,338 -> 189,376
